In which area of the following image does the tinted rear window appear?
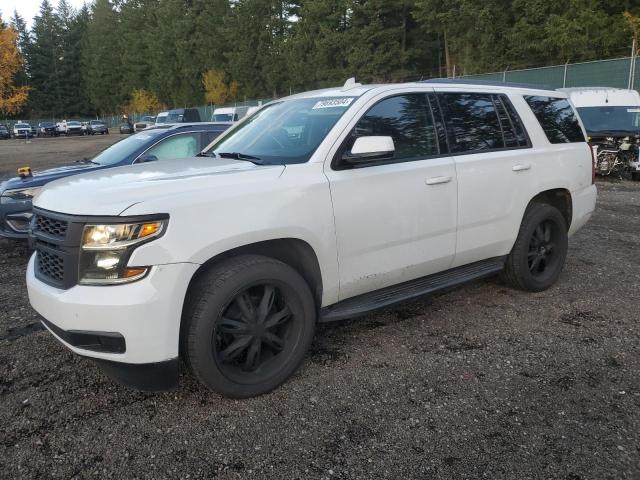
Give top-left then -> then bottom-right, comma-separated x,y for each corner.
524,96 -> 585,143
438,93 -> 505,153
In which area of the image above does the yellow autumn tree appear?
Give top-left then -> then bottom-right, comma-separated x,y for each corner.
0,20 -> 29,115
126,89 -> 163,114
625,11 -> 640,47
228,80 -> 239,101
202,69 -> 228,105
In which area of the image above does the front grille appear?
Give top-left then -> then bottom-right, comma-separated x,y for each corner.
35,215 -> 68,239
37,249 -> 65,283
32,210 -> 76,288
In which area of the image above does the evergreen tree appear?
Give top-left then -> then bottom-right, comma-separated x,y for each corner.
28,0 -> 64,117
118,0 -> 157,100
83,0 -> 123,114
9,11 -> 30,91
56,0 -> 91,115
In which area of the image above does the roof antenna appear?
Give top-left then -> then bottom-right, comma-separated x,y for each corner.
342,77 -> 362,90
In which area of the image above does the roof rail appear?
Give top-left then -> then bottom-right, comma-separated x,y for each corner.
420,78 -> 556,91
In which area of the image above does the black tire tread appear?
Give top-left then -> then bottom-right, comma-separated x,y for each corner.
501,202 -> 567,292
183,254 -> 315,398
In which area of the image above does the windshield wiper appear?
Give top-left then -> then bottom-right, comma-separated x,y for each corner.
75,157 -> 99,165
196,151 -> 216,158
218,152 -> 265,165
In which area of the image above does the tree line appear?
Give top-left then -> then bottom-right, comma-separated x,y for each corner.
2,0 -> 640,119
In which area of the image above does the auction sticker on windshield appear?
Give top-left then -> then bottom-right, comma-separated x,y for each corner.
312,98 -> 354,110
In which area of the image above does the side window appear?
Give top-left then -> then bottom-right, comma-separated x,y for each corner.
438,93 -> 504,153
524,96 -> 585,143
145,133 -> 200,161
341,93 -> 438,165
202,130 -> 224,146
498,95 -> 529,147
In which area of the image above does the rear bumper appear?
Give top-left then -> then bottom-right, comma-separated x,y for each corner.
569,184 -> 597,236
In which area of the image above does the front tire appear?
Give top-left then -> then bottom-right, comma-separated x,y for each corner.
184,255 -> 316,398
632,172 -> 640,181
502,203 -> 568,292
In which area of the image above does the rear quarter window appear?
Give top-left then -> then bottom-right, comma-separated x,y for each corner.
438,93 -> 505,153
524,96 -> 585,144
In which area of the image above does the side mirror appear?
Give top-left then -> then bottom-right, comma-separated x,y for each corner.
342,136 -> 395,164
136,154 -> 158,164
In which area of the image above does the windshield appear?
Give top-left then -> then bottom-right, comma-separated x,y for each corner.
166,113 -> 183,122
90,120 -> 103,125
577,106 -> 640,134
213,114 -> 234,122
68,121 -> 81,126
156,115 -> 168,124
91,130 -> 165,166
206,96 -> 356,164
16,124 -> 29,128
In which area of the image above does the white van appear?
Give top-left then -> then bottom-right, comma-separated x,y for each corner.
561,87 -> 640,178
211,106 -> 251,123
155,111 -> 169,125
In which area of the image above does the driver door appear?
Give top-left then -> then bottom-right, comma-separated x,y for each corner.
324,91 -> 458,300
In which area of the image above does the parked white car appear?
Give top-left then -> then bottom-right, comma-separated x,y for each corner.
13,122 -> 32,138
27,80 -> 597,397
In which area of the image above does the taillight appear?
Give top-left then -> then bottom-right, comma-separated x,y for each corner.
589,143 -> 597,184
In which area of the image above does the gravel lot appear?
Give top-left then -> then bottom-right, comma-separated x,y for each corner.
0,136 -> 639,479
0,135 -> 123,180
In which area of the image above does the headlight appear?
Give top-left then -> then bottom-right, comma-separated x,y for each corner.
0,186 -> 41,202
79,220 -> 166,285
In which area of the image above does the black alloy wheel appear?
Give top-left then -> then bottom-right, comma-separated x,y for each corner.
214,283 -> 297,381
502,202 -> 568,292
184,255 -> 316,398
527,220 -> 562,279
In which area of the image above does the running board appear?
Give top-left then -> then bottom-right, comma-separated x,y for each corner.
319,257 -> 506,323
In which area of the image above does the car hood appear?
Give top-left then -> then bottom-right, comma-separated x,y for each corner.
33,157 -> 285,216
1,163 -> 102,188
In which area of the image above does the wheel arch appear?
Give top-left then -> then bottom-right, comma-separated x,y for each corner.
179,238 -> 324,354
528,188 -> 572,230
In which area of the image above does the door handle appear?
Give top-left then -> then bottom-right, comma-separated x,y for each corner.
425,176 -> 452,185
512,164 -> 531,172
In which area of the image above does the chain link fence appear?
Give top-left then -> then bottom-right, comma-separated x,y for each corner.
458,56 -> 639,90
1,98 -> 272,132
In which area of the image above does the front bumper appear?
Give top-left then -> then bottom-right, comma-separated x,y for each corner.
0,197 -> 32,240
27,254 -> 199,365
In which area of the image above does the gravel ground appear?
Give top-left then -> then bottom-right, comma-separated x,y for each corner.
0,137 -> 638,479
0,135 -> 123,181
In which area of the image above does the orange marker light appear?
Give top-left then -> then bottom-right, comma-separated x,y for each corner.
139,222 -> 162,238
123,267 -> 147,278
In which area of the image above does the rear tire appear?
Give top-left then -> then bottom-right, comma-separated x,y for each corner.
184,255 -> 316,398
632,172 -> 640,181
501,203 -> 568,292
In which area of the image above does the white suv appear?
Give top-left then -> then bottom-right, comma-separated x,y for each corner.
27,80 -> 597,397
